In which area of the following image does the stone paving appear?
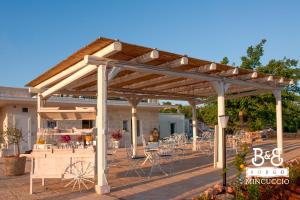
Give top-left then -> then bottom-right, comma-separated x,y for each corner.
1,139 -> 300,200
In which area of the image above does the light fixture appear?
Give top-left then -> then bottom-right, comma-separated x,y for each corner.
219,115 -> 229,129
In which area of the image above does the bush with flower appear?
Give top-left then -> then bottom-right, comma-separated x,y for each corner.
60,135 -> 71,143
111,129 -> 122,141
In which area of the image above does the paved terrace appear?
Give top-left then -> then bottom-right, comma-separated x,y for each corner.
1,138 -> 300,200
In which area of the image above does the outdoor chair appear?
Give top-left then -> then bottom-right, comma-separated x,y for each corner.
158,142 -> 176,174
141,137 -> 153,166
172,133 -> 188,159
124,145 -> 145,177
107,139 -> 118,166
196,132 -> 214,156
146,148 -> 168,178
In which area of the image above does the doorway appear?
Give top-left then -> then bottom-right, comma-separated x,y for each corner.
170,123 -> 176,135
13,114 -> 32,152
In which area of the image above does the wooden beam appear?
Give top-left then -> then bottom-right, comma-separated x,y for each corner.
218,67 -> 239,76
150,80 -> 210,92
188,63 -> 218,73
252,75 -> 274,83
108,92 -> 197,101
236,71 -> 258,80
69,49 -> 160,90
67,73 -> 97,90
129,49 -> 159,63
109,87 -> 198,99
28,87 -> 44,94
42,65 -> 98,98
108,56 -> 189,87
35,41 -> 122,89
225,90 -> 270,100
85,56 -> 282,90
126,63 -> 217,89
108,49 -> 159,82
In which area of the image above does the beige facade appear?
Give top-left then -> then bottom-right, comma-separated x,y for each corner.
0,86 -> 161,153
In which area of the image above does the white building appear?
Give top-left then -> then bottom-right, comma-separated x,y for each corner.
0,86 -> 164,153
159,113 -> 187,138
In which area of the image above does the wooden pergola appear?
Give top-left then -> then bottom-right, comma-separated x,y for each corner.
26,37 -> 293,194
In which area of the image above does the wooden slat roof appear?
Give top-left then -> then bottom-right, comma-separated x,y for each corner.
26,37 -> 293,102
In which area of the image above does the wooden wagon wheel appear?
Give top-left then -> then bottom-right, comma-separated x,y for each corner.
63,161 -> 95,192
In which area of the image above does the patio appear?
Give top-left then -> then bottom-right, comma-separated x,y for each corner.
24,37 -> 294,195
1,138 -> 300,200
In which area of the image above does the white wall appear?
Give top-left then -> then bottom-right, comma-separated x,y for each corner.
159,113 -> 185,138
108,106 -> 159,146
0,103 -> 160,152
0,104 -> 37,153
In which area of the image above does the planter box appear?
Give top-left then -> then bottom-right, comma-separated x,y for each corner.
3,156 -> 26,176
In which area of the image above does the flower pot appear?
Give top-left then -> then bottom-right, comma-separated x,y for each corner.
113,140 -> 120,149
85,135 -> 93,142
3,156 -> 26,176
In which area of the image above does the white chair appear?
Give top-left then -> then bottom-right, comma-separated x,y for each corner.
124,145 -> 144,177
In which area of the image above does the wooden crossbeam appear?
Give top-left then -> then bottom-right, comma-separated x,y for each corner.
68,73 -> 97,90
85,56 -> 283,90
225,90 -> 270,100
218,67 -> 239,76
35,41 -> 122,90
126,63 -> 218,89
154,81 -> 212,92
251,75 -> 274,83
108,91 -> 199,102
69,49 -> 160,90
236,71 -> 258,80
109,56 -> 189,87
108,49 -> 159,81
129,49 -> 159,63
109,87 -> 198,99
42,65 -> 98,98
82,58 -> 189,90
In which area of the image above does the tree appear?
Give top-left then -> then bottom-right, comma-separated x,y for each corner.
257,57 -> 300,93
240,39 -> 266,70
221,57 -> 229,65
200,39 -> 300,133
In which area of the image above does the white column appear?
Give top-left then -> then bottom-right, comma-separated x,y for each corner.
37,94 -> 45,185
95,64 -> 110,194
37,94 -> 42,131
129,98 -> 140,157
190,101 -> 197,151
274,89 -> 283,151
132,104 -> 138,157
212,81 -> 230,168
213,125 -> 218,168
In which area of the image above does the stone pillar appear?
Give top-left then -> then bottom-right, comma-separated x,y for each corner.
274,89 -> 283,151
95,64 -> 110,194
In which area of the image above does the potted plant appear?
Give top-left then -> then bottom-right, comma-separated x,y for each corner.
0,127 -> 26,176
111,129 -> 122,148
84,133 -> 93,142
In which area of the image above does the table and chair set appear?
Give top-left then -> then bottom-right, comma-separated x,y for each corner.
107,133 -> 190,179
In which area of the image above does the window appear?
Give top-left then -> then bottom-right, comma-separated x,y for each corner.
82,120 -> 93,129
122,120 -> 128,131
22,107 -> 28,113
47,120 -> 56,129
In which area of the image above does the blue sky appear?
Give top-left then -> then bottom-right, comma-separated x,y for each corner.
0,0 -> 299,87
